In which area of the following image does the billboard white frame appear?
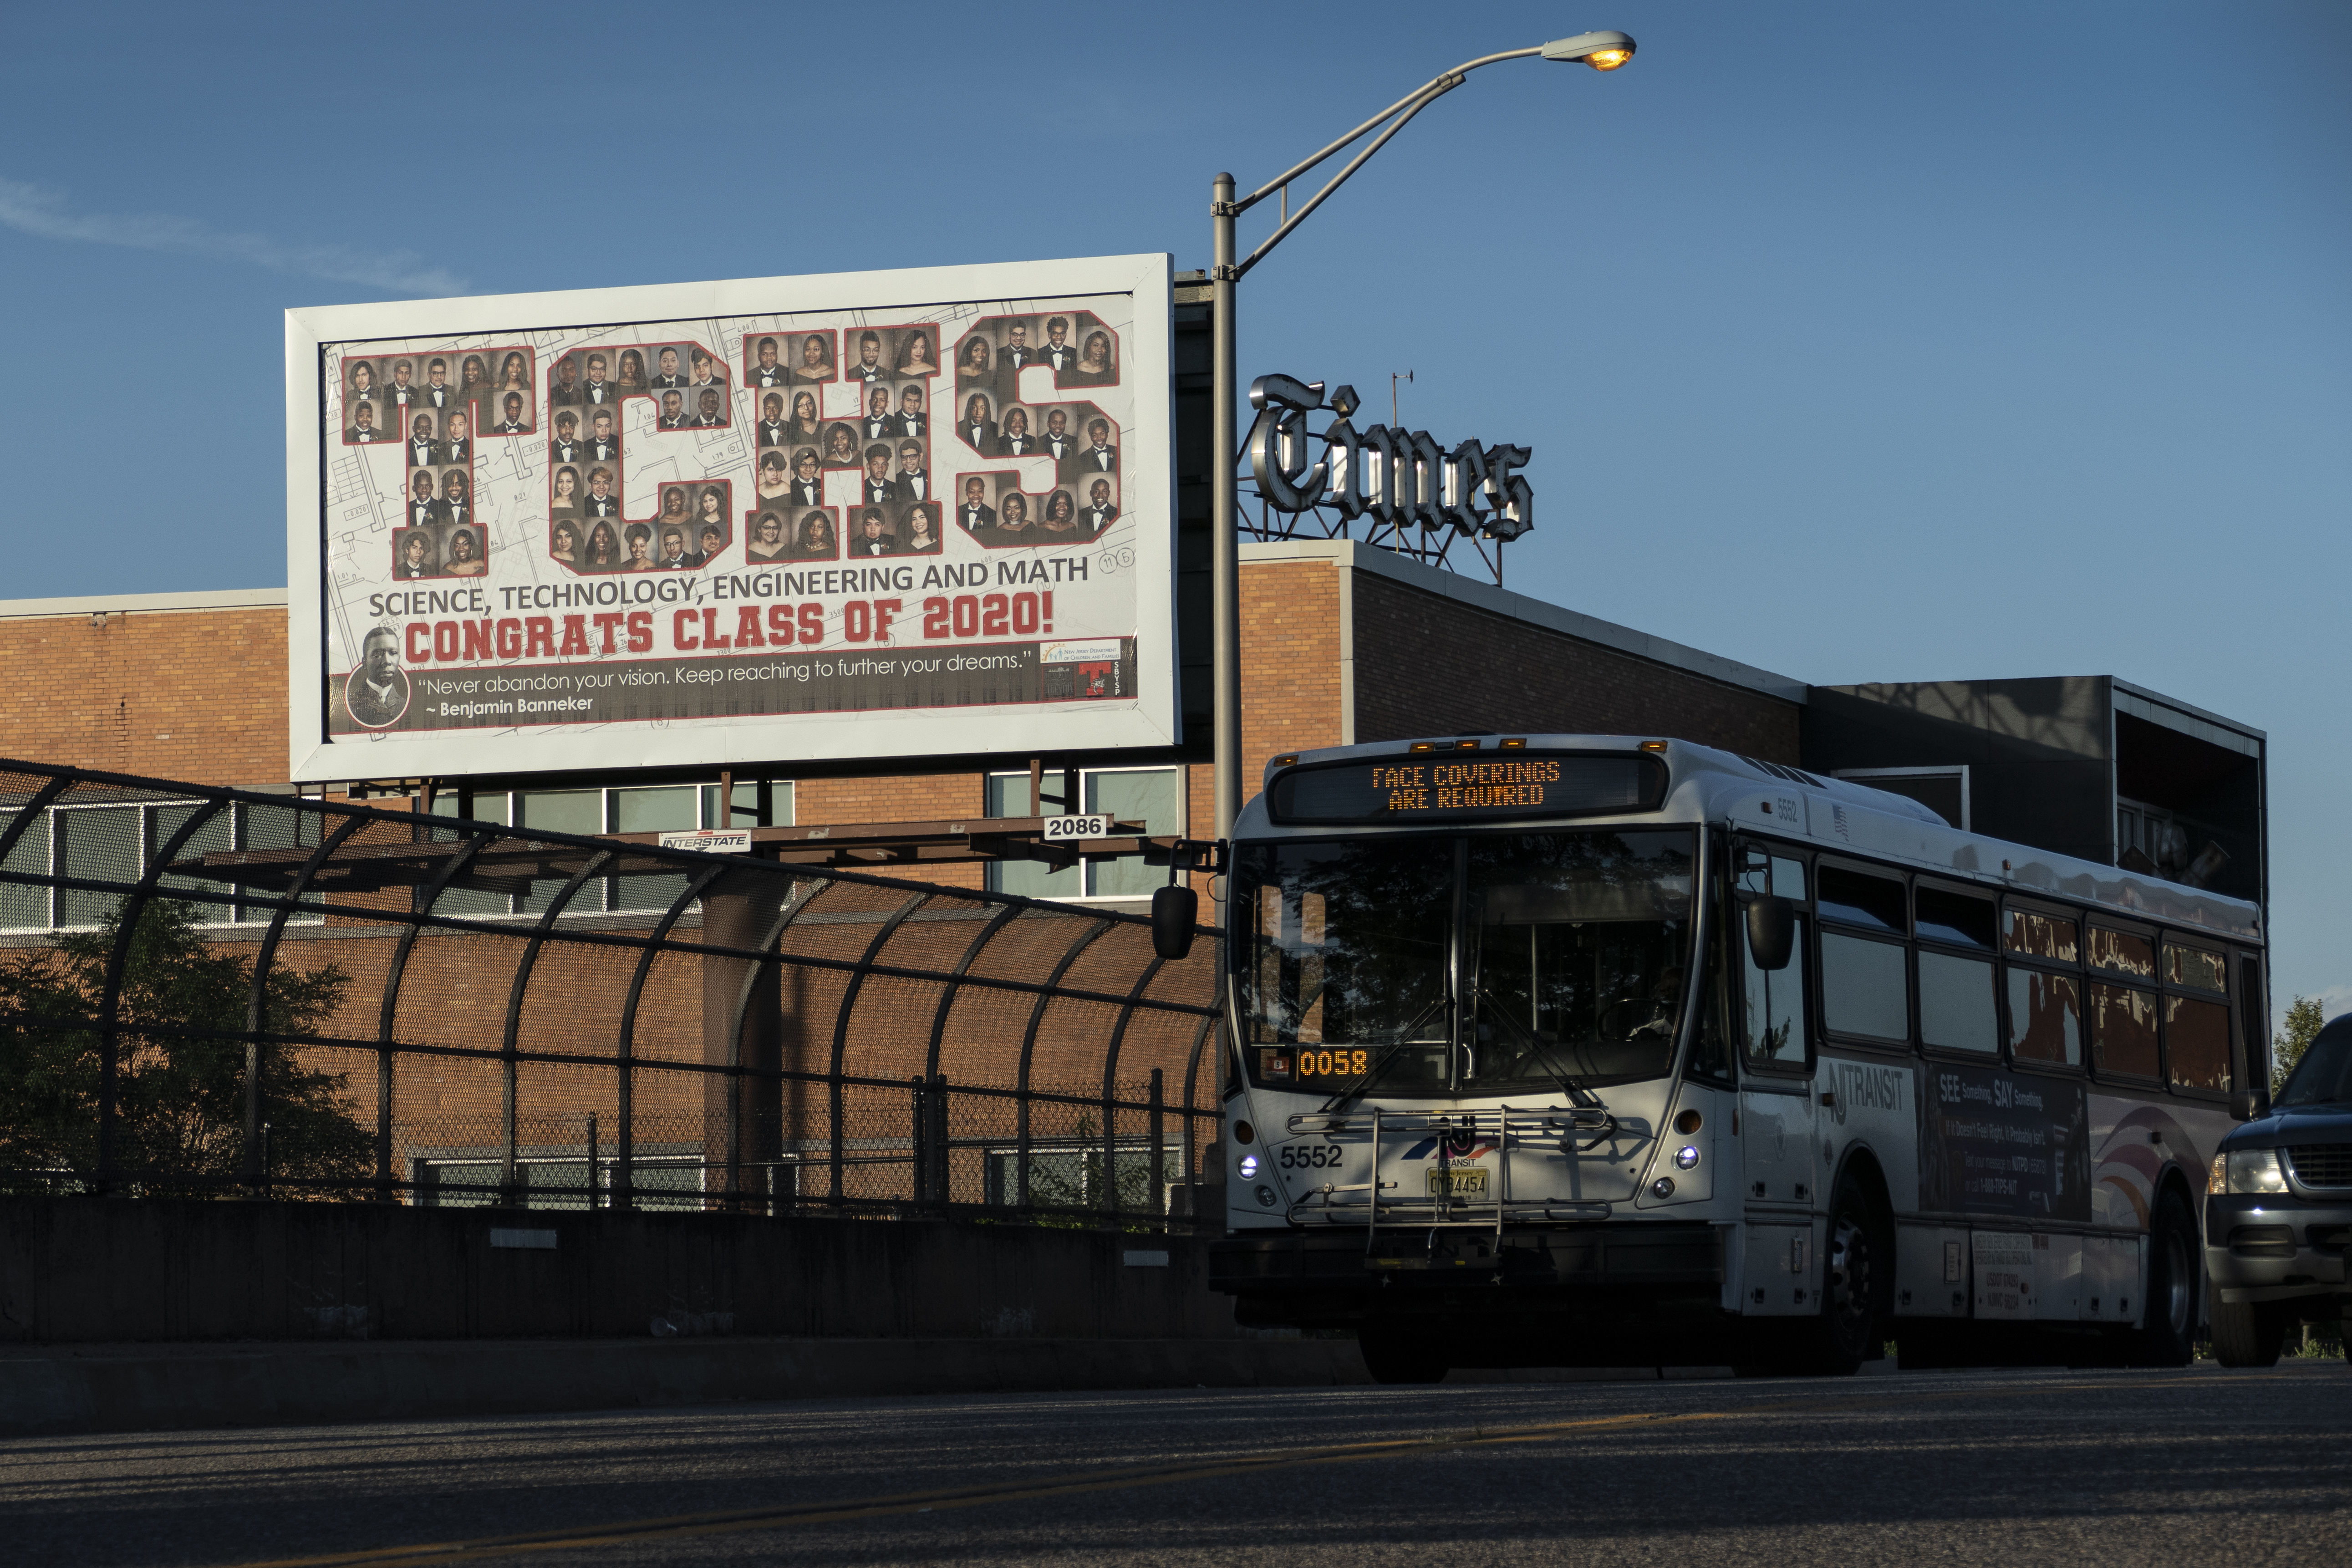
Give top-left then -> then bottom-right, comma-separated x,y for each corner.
285,253 -> 1175,784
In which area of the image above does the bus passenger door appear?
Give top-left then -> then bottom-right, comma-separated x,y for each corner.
1737,847 -> 1817,1208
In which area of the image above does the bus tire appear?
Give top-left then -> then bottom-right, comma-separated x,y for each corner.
2125,1189 -> 2199,1367
1741,1174 -> 1889,1377
1793,1171 -> 1888,1375
2209,1296 -> 2286,1368
1357,1325 -> 1447,1385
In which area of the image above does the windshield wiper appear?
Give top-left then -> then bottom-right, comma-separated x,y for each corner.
1471,984 -> 1611,1118
1317,993 -> 1450,1112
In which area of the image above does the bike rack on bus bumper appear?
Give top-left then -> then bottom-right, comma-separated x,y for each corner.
1283,1105 -> 1619,1263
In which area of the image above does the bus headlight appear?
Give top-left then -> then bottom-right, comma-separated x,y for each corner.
1673,1145 -> 1700,1170
1238,1154 -> 1259,1179
2221,1149 -> 2287,1194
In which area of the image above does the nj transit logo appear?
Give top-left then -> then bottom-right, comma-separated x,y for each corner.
1401,1137 -> 1499,1162
1823,1061 -> 1906,1127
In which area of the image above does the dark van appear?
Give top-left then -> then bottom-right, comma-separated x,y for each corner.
2204,1014 -> 2352,1364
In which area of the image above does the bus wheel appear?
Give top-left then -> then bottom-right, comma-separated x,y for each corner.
1357,1325 -> 1447,1385
1796,1174 -> 1886,1375
2209,1296 -> 2286,1368
1741,1175 -> 1886,1377
2125,1190 -> 2199,1367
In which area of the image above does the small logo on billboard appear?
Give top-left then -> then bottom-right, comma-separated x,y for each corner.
1042,641 -> 1121,665
657,830 -> 752,854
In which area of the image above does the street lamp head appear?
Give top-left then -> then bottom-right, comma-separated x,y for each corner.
1541,30 -> 1636,71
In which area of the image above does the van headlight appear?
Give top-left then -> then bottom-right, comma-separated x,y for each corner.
2215,1148 -> 2287,1194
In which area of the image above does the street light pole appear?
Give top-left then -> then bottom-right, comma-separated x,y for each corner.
1206,31 -> 1635,844
1211,172 -> 1241,843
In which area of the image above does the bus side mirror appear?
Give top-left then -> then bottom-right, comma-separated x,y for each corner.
1746,896 -> 1796,972
1152,884 -> 1199,960
2230,1088 -> 2259,1121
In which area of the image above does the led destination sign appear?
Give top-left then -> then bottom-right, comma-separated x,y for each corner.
1267,752 -> 1665,825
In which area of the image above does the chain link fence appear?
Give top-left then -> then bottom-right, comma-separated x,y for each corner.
0,759 -> 1224,1229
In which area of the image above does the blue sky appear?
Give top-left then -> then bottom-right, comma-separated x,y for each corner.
1,3 -> 2346,1023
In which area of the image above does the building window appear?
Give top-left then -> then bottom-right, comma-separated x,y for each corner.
608,787 -> 696,914
983,768 -> 1182,901
0,798 -> 320,933
430,779 -> 793,919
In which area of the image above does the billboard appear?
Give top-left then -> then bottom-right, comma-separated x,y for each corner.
286,255 -> 1174,783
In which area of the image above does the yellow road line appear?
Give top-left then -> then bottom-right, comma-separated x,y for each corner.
225,1374 -> 2230,1568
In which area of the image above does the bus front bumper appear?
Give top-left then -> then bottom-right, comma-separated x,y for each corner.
1209,1222 -> 1723,1327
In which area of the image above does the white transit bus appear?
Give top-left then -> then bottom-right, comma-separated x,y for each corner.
1207,734 -> 2265,1382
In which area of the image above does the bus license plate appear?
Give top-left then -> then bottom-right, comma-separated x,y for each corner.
1426,1167 -> 1488,1197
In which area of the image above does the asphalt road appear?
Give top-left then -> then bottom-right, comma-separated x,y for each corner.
7,1359 -> 2349,1567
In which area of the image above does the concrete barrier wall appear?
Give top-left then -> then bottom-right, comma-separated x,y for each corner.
0,1198 -> 1237,1344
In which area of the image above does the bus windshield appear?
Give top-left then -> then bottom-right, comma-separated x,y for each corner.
1236,828 -> 1695,1097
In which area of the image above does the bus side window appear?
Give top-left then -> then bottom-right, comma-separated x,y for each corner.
1736,848 -> 1804,899
1917,886 -> 1999,1056
1741,905 -> 1809,1069
2238,954 -> 2266,1095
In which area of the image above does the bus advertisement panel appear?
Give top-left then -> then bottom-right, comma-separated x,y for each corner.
285,255 -> 1174,782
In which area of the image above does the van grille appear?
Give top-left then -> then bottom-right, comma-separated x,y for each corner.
2285,1145 -> 2352,1189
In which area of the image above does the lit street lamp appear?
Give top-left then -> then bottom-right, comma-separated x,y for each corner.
1208,31 -> 1637,842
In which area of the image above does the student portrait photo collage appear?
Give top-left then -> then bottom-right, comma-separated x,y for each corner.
346,304 -> 1129,584
347,347 -> 534,582
949,311 -> 1122,548
546,341 -> 734,574
747,324 -> 942,563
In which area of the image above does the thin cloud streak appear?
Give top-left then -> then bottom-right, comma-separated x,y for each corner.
0,177 -> 464,296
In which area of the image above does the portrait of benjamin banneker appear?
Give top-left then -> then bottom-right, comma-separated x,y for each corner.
346,626 -> 410,728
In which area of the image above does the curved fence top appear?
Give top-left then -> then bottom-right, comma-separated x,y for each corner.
0,758 -> 1227,1227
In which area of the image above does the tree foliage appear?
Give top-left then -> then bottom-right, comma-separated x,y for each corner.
2274,995 -> 2327,1092
0,898 -> 368,1192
